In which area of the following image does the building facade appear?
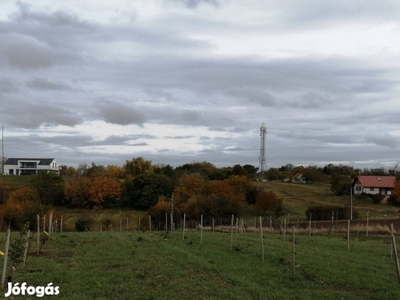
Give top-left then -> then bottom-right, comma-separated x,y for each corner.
4,158 -> 59,175
352,175 -> 396,195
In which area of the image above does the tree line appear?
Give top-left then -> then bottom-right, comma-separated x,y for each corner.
1,158 -> 399,229
0,158 -> 281,229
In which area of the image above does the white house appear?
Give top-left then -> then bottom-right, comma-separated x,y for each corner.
4,158 -> 60,175
352,175 -> 396,195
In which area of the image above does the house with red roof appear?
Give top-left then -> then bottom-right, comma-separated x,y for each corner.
352,175 -> 396,196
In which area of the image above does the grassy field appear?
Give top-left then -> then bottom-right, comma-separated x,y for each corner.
258,181 -> 400,220
2,229 -> 400,299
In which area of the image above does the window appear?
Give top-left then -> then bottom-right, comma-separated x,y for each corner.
370,187 -> 375,191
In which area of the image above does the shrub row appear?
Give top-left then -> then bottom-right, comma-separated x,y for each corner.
305,205 -> 358,221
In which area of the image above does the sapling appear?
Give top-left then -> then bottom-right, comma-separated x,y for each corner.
9,223 -> 31,267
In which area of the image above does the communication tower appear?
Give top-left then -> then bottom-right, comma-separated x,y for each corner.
259,123 -> 267,173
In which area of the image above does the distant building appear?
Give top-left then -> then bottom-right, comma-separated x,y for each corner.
352,175 -> 396,195
291,173 -> 306,183
4,158 -> 59,175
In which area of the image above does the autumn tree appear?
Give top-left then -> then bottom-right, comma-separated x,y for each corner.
105,165 -> 125,179
254,190 -> 284,219
226,175 -> 259,204
173,174 -> 245,220
148,196 -> 180,228
64,177 -> 91,208
124,157 -> 154,178
1,187 -> 47,229
391,181 -> 400,204
173,173 -> 206,213
88,177 -> 121,209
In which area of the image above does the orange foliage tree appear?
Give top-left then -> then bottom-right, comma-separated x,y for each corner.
0,187 -> 47,229
64,177 -> 121,208
64,177 -> 91,208
254,190 -> 284,219
88,176 -> 121,209
173,174 -> 245,221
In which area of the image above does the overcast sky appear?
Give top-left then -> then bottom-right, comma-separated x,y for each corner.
0,0 -> 399,169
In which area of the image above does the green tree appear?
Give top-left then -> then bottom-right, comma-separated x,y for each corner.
30,172 -> 65,206
330,174 -> 351,196
124,157 -> 154,178
122,173 -> 173,210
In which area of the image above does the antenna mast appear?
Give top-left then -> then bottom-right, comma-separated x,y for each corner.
259,123 -> 267,173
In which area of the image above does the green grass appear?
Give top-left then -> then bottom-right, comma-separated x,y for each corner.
0,175 -> 32,187
258,181 -> 400,220
2,229 -> 400,299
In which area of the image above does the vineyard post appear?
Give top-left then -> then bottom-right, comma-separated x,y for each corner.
260,216 -> 264,262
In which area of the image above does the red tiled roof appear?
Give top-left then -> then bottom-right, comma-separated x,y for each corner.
355,175 -> 396,188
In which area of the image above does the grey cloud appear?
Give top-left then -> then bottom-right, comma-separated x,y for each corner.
0,33 -> 75,69
365,134 -> 398,149
98,102 -> 146,126
13,1 -> 90,29
4,103 -> 83,128
170,0 -> 219,9
228,87 -> 276,107
27,78 -> 73,91
0,79 -> 18,93
292,92 -> 331,108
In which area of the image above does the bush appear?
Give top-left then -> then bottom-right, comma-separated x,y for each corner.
75,216 -> 93,232
305,205 -> 358,220
101,218 -> 113,230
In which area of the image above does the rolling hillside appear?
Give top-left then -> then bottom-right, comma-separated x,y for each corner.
257,181 -> 399,220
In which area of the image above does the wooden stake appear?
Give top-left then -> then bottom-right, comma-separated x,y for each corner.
60,215 -> 63,233
230,214 -> 234,251
391,223 -> 394,259
126,218 -> 129,231
48,212 -> 53,240
260,216 -> 264,262
182,213 -> 186,240
283,218 -> 287,241
200,215 -> 203,246
36,214 -> 40,255
23,230 -> 30,267
1,228 -> 10,288
309,213 -> 312,238
235,218 -> 239,234
366,210 -> 369,238
347,219 -> 350,252
212,218 -> 215,234
165,213 -> 168,233
120,219 -> 122,232
149,215 -> 152,232
391,234 -> 400,287
138,217 -> 141,231
292,226 -> 296,276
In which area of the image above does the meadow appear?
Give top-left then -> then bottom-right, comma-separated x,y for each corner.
258,181 -> 400,220
2,227 -> 400,300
